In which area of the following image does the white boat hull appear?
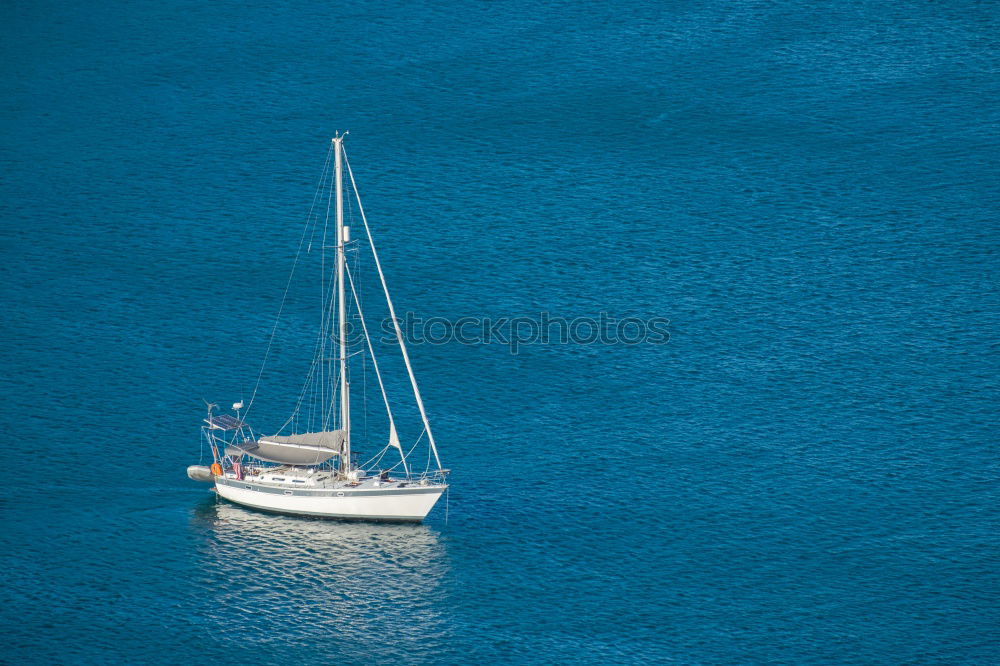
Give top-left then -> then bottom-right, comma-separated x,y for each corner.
214,477 -> 446,522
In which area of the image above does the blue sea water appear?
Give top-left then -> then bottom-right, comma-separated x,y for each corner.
2,0 -> 999,662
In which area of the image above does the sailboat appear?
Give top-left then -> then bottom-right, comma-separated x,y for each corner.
187,133 -> 449,522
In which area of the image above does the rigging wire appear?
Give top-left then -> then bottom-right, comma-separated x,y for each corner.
356,242 -> 368,450
244,143 -> 334,422
345,261 -> 409,477
342,147 -> 443,471
320,148 -> 335,431
374,428 -> 424,475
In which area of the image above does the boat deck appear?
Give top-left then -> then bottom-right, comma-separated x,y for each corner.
223,464 -> 429,491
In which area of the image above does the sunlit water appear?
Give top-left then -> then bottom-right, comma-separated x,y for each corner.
2,0 -> 998,662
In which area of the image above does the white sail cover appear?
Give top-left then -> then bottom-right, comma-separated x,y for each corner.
227,430 -> 345,465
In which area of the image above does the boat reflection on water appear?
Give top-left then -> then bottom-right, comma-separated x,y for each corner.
190,497 -> 452,658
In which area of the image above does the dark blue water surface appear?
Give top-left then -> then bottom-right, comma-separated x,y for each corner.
2,0 -> 998,663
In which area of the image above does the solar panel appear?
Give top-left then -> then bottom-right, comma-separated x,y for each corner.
205,413 -> 245,430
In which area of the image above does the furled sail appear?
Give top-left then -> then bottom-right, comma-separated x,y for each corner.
226,430 -> 345,465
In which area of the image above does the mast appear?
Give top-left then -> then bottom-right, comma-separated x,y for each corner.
334,133 -> 350,473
